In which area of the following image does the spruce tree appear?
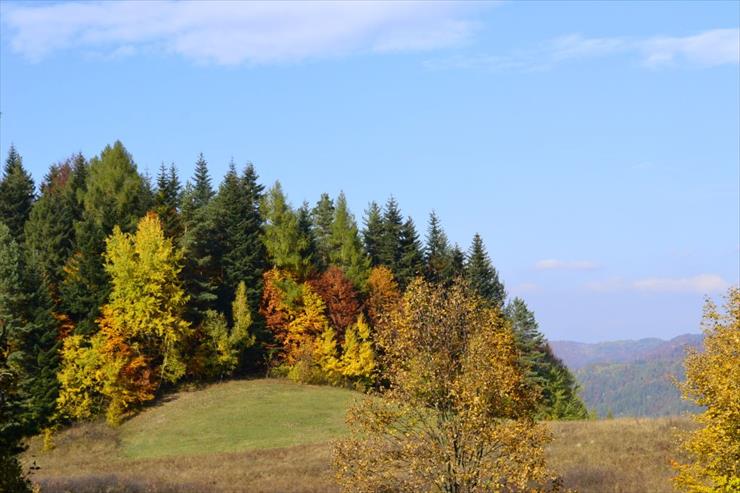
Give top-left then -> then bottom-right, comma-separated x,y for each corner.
0,145 -> 35,245
153,162 -> 182,240
379,196 -> 403,274
362,201 -> 383,267
465,233 -> 506,308
181,154 -> 219,324
297,201 -> 318,276
262,181 -> 312,279
329,192 -> 370,289
397,217 -> 424,289
24,160 -> 81,301
311,193 -> 335,271
213,162 -> 266,317
505,298 -> 588,419
60,141 -> 149,334
424,211 -> 453,285
451,244 -> 466,280
0,222 -> 59,434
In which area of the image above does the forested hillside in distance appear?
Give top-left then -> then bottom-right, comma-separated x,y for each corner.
551,334 -> 704,417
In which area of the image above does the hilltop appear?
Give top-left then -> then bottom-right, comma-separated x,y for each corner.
24,379 -> 692,493
551,334 -> 703,417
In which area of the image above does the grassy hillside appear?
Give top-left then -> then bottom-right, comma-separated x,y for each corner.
23,379 -> 694,493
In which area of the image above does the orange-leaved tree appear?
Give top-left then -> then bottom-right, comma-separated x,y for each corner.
333,278 -> 555,492
57,213 -> 190,425
673,286 -> 740,492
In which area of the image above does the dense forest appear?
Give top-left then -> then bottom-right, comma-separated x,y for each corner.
0,141 -> 588,484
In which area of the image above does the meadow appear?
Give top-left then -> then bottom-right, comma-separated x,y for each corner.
22,378 -> 694,493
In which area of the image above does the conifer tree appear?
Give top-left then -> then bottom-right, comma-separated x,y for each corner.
311,193 -> 335,270
379,196 -> 403,274
505,297 -> 587,419
465,233 -> 506,308
451,244 -> 466,279
396,217 -> 424,289
329,192 -> 370,289
60,141 -> 149,334
424,211 -> 453,285
213,162 -> 266,316
362,201 -> 383,267
0,222 -> 60,434
0,145 -> 35,245
24,160 -> 82,301
262,182 -> 312,279
180,154 -> 219,323
153,162 -> 182,240
297,201 -> 318,276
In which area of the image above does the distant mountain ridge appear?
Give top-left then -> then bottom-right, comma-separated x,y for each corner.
550,333 -> 704,370
550,334 -> 704,417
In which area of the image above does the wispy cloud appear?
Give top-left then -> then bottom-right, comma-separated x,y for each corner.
535,259 -> 599,271
1,1 -> 481,65
586,274 -> 730,294
425,28 -> 740,72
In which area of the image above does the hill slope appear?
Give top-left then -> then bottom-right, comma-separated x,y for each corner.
550,334 -> 703,417
24,379 -> 693,493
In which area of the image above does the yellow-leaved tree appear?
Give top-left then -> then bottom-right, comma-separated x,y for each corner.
57,212 -> 191,425
333,278 -> 556,492
340,313 -> 376,386
674,286 -> 740,492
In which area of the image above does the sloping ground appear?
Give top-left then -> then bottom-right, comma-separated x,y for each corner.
23,379 -> 694,493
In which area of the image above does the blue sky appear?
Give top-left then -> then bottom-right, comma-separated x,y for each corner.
1,1 -> 738,342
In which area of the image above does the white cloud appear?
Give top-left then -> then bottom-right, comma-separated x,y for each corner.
1,1 -> 480,65
535,259 -> 599,271
425,28 -> 739,72
632,274 -> 729,293
586,274 -> 730,294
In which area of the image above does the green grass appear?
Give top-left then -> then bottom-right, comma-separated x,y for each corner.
24,378 -> 695,492
120,379 -> 357,459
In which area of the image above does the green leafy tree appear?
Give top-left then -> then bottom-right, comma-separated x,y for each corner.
424,211 -> 453,285
506,297 -> 588,420
329,192 -> 370,289
60,141 -> 149,334
0,145 -> 35,245
262,182 -> 312,279
465,233 -> 506,308
311,193 -> 335,270
362,201 -> 383,267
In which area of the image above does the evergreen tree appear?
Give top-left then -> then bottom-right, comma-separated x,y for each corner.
262,182 -> 312,279
0,222 -> 60,434
505,297 -> 588,419
396,217 -> 424,289
424,211 -> 453,285
329,192 -> 370,289
60,141 -> 149,334
297,201 -> 318,276
311,193 -> 335,270
153,162 -> 182,240
0,145 -> 35,245
180,154 -> 219,323
24,159 -> 82,301
213,162 -> 266,317
379,196 -> 403,274
362,201 -> 383,267
465,233 -> 506,308
451,244 -> 466,280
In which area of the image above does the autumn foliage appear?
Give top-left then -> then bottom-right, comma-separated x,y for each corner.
309,266 -> 362,336
333,278 -> 555,492
673,287 -> 740,492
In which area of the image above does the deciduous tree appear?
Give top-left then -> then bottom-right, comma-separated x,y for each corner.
674,287 -> 740,492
